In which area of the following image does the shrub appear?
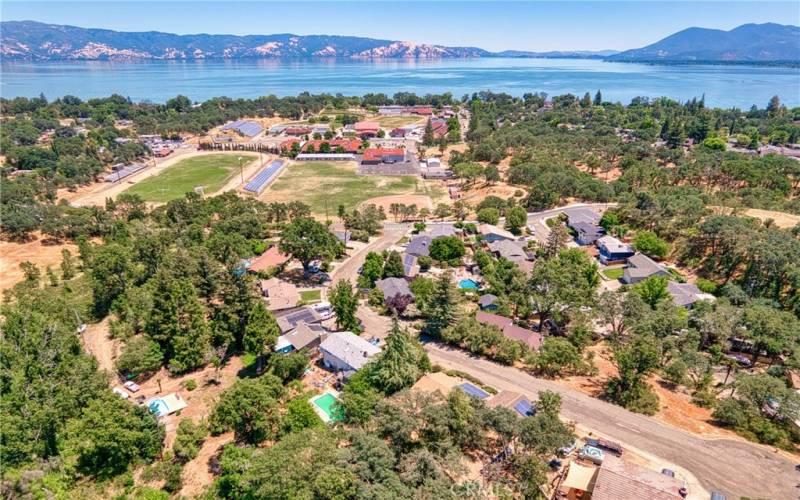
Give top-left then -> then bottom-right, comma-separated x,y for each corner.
477,208 -> 500,225
695,278 -> 718,295
632,230 -> 670,259
185,379 -> 197,391
417,255 -> 432,271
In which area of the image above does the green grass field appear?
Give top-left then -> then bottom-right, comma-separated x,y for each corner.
375,116 -> 425,128
124,154 -> 255,203
602,267 -> 625,280
265,161 -> 426,214
299,290 -> 322,303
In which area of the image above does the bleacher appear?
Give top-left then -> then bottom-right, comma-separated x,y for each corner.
243,160 -> 285,194
103,162 -> 147,182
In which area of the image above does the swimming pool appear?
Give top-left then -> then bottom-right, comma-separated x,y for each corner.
310,392 -> 343,423
458,278 -> 480,290
148,398 -> 169,417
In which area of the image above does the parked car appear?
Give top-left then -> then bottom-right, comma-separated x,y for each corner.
578,444 -> 604,465
123,380 -> 141,392
661,468 -> 675,477
558,440 -> 578,457
710,492 -> 726,500
112,387 -> 129,399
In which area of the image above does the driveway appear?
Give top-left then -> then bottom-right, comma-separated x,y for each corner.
330,223 -> 409,285
425,344 -> 796,499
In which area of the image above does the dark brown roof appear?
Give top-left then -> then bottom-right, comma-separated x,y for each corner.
502,324 -> 543,351
475,311 -> 513,330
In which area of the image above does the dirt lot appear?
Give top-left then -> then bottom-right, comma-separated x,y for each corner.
709,205 -> 800,229
575,161 -> 623,182
559,342 -> 740,440
458,182 -> 527,211
0,235 -> 78,291
359,194 -> 433,214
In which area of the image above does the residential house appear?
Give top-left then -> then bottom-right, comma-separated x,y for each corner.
276,307 -> 323,334
487,239 -> 530,262
478,224 -> 517,243
361,148 -> 406,164
621,253 -> 670,285
247,246 -> 291,273
476,311 -> 543,351
486,391 -> 535,417
596,236 -> 635,265
320,331 -> 381,373
478,294 -> 499,311
564,206 -> 602,225
411,371 -> 463,395
275,322 -> 326,354
591,455 -> 684,500
375,277 -> 414,302
667,281 -> 715,308
354,121 -> 381,138
570,221 -> 606,246
406,234 -> 432,257
259,278 -> 300,311
425,223 -> 458,239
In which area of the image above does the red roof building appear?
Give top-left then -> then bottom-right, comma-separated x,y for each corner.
412,106 -> 434,115
285,126 -> 312,136
302,139 -> 362,153
279,138 -> 301,151
354,121 -> 381,137
362,148 -> 406,163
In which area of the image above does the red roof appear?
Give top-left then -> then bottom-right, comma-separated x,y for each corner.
362,148 -> 405,162
247,246 -> 290,272
412,106 -> 434,115
354,121 -> 380,131
285,126 -> 312,135
280,138 -> 301,150
302,139 -> 361,153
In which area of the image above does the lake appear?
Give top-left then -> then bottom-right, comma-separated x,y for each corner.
2,58 -> 798,108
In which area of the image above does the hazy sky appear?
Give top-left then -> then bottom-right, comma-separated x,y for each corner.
2,1 -> 799,51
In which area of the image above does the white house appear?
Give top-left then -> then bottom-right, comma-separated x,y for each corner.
319,331 -> 381,374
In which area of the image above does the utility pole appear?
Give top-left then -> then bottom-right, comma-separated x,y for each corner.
238,156 -> 244,184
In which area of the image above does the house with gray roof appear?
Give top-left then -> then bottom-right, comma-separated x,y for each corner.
275,322 -> 327,353
563,206 -> 601,225
478,294 -> 499,311
569,221 -> 606,246
406,234 -> 432,257
667,281 -> 715,308
487,240 -> 530,262
425,223 -> 458,239
375,277 -> 414,301
320,331 -> 381,373
621,253 -> 670,285
478,224 -> 517,243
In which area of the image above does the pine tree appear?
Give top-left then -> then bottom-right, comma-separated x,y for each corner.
423,272 -> 460,336
593,90 -> 602,106
330,279 -> 360,332
370,318 -> 430,393
243,299 -> 280,367
60,249 -> 75,280
544,223 -> 570,258
423,118 -> 435,146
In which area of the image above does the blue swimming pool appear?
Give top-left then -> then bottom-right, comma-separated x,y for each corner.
458,278 -> 480,290
148,399 -> 169,417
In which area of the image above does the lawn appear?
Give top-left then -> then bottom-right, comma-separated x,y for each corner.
602,267 -> 625,280
375,115 -> 426,128
263,161 -> 425,214
299,290 -> 322,304
124,154 -> 255,203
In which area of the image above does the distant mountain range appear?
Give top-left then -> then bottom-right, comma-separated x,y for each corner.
609,23 -> 800,62
1,21 -> 797,63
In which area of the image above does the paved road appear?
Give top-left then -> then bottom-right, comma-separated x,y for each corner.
330,223 -> 409,285
426,344 -> 797,499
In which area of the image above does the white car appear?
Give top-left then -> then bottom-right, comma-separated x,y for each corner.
112,387 -> 130,399
312,301 -> 334,320
123,380 -> 141,393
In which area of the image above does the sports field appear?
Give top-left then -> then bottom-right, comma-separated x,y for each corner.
124,154 -> 255,203
263,161 -> 433,214
375,115 -> 426,128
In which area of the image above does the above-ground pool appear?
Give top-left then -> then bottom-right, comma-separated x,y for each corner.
310,392 -> 343,423
458,278 -> 480,290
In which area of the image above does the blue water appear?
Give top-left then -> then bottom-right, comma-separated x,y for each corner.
148,399 -> 169,417
459,278 -> 480,290
2,58 -> 798,108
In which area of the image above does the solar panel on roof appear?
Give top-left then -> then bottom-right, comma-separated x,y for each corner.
458,383 -> 489,399
244,160 -> 285,194
514,398 -> 535,417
